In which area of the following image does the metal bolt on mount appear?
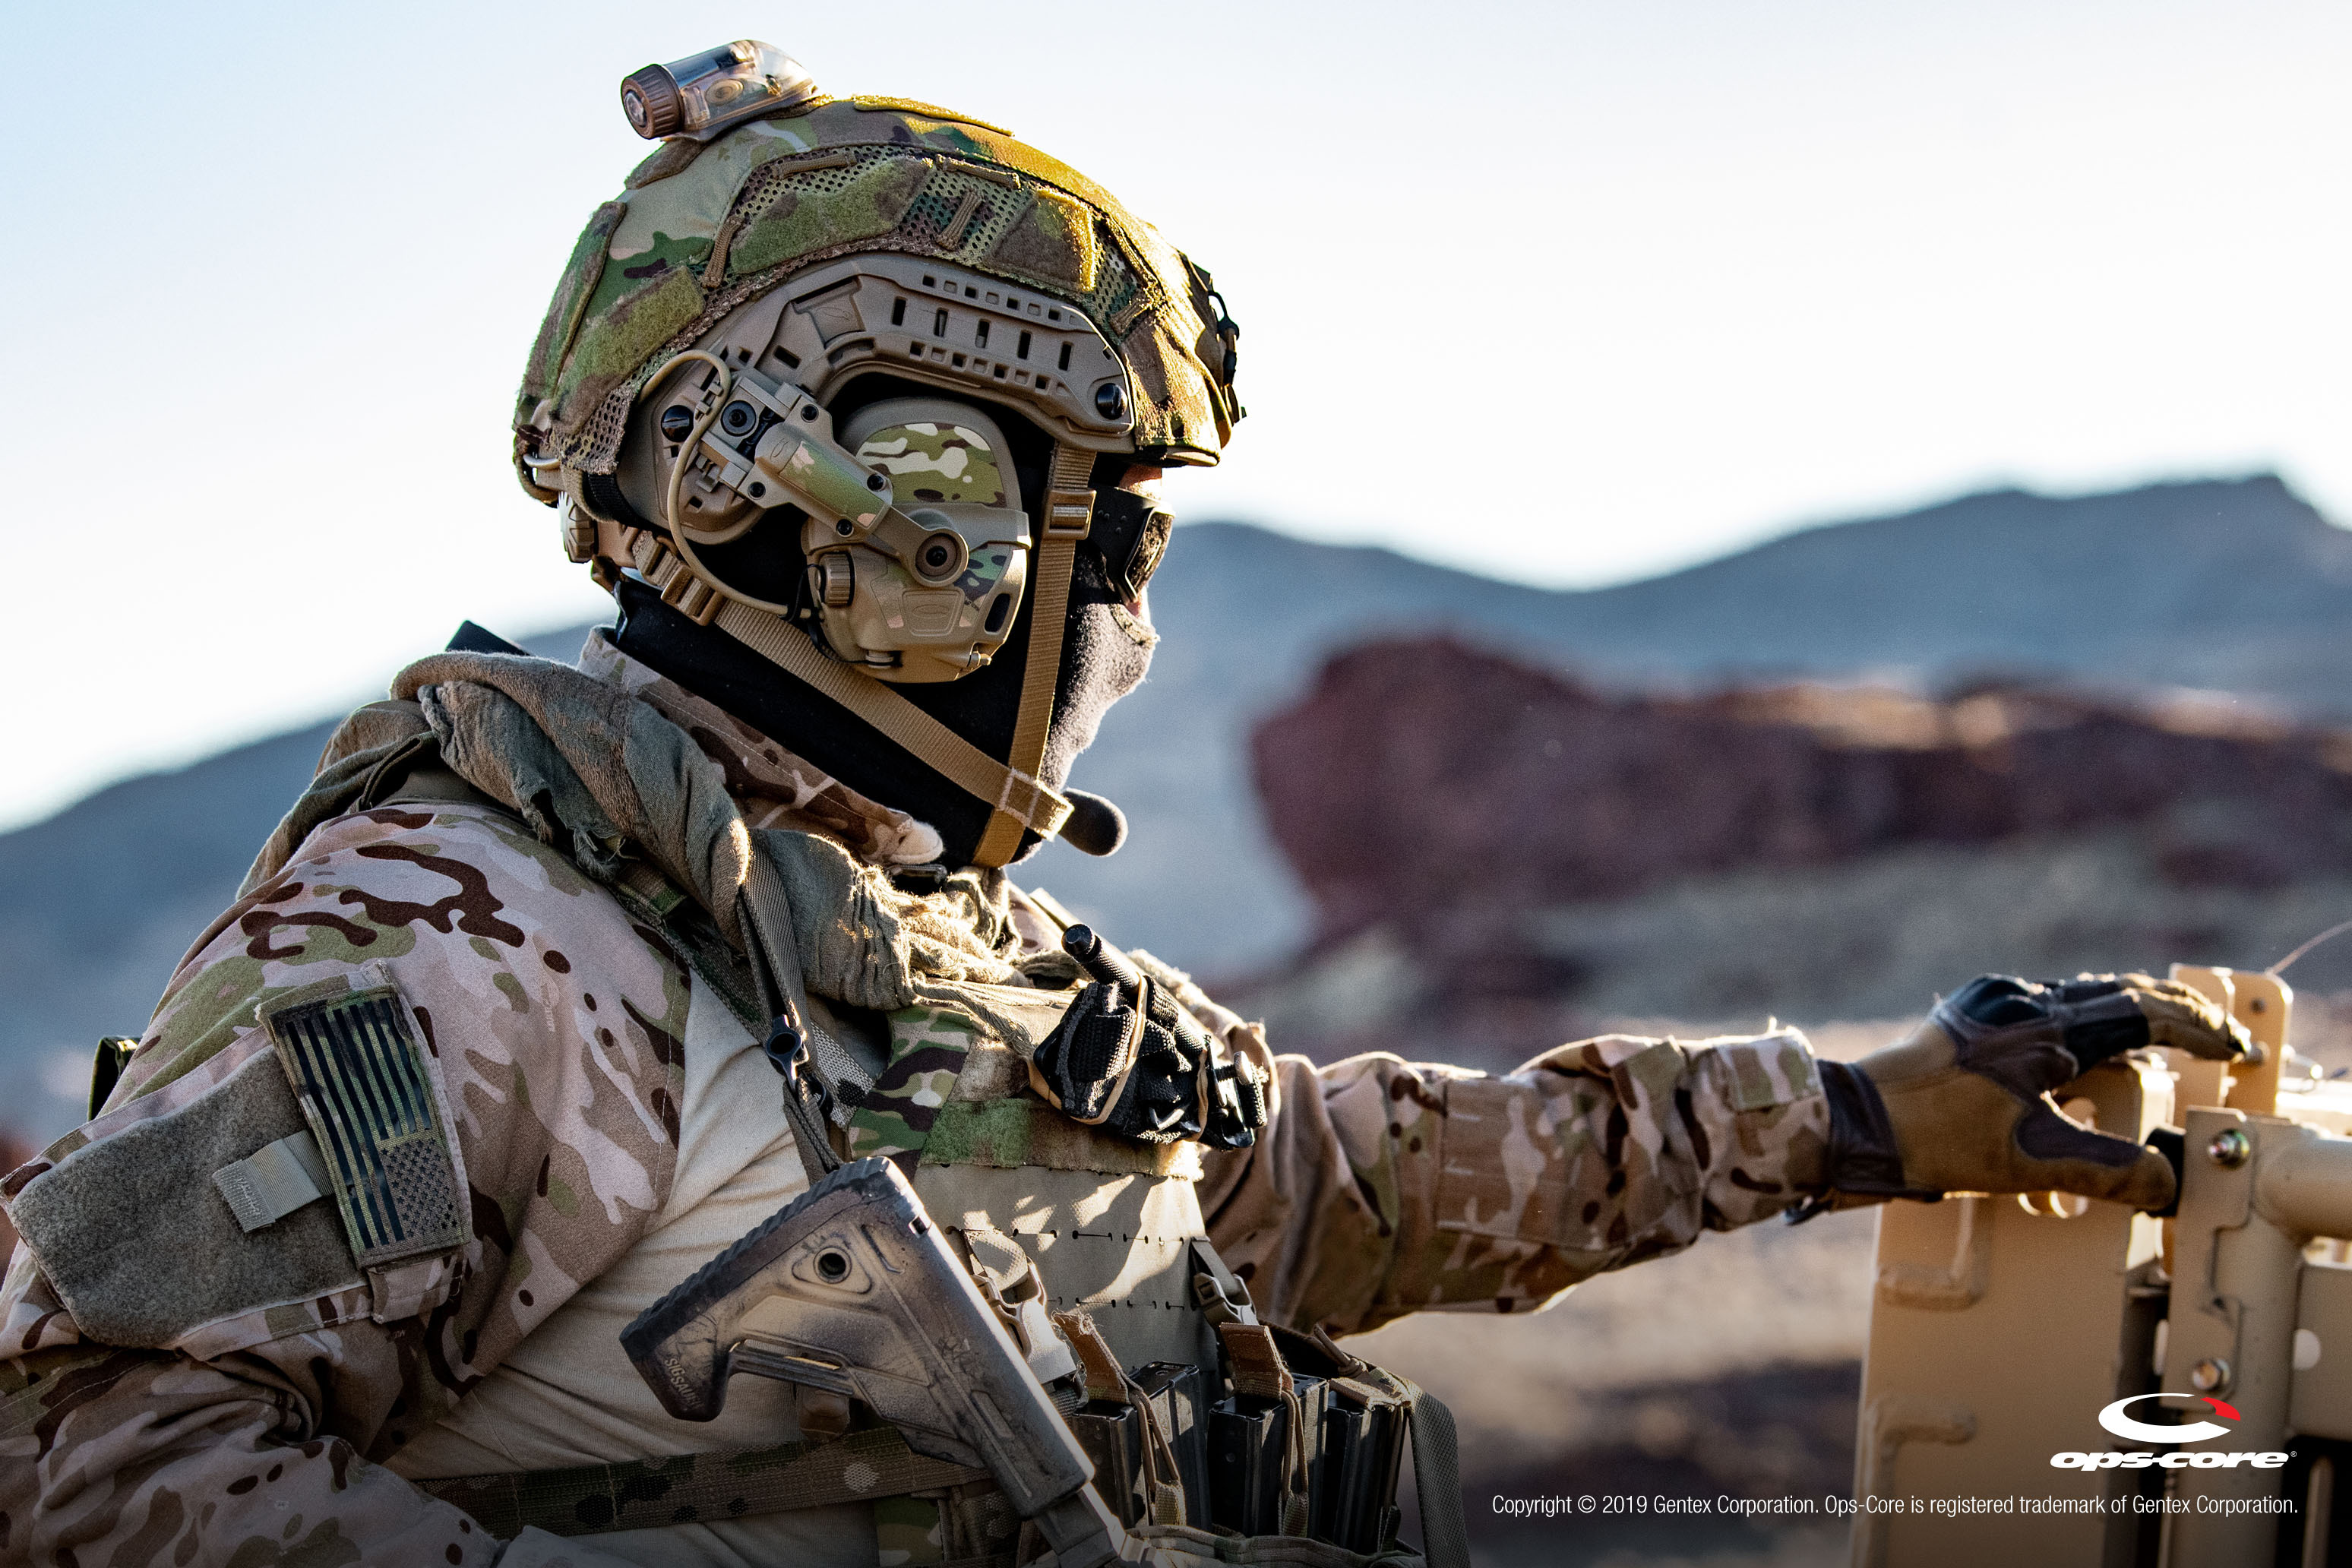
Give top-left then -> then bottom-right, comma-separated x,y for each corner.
2189,1357 -> 2231,1394
2207,1127 -> 2251,1168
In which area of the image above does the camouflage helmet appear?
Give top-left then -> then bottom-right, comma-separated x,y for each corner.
513,55 -> 1242,495
512,44 -> 1241,868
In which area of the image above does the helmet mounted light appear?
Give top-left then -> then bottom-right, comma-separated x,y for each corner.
621,41 -> 820,142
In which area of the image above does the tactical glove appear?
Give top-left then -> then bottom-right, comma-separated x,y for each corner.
1816,973 -> 2249,1212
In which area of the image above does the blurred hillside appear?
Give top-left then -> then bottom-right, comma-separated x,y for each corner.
5,473 -> 2350,1140
1238,637 -> 2352,1071
1232,640 -> 2352,1565
1026,472 -> 2352,968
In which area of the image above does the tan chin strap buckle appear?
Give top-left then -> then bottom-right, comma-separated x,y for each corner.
620,526 -> 726,626
1044,479 -> 1096,540
579,496 -> 729,624
609,514 -> 1076,855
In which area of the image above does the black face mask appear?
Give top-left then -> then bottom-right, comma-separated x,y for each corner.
612,530 -> 1152,870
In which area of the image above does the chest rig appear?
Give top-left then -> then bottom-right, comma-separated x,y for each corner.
422,864 -> 1449,1565
745,877 -> 1421,1562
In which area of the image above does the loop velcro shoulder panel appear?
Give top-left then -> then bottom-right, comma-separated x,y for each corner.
6,1046 -> 361,1349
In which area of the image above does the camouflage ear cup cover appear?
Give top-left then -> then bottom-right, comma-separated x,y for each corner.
1819,973 -> 2249,1211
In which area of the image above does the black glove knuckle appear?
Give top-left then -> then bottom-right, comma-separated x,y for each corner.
1951,974 -> 2050,1028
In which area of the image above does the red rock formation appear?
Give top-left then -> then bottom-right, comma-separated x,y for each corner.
1251,636 -> 2352,966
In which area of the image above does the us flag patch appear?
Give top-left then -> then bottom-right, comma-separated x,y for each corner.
260,980 -> 468,1268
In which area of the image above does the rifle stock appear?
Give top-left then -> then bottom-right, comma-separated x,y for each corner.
622,1155 -> 1132,1566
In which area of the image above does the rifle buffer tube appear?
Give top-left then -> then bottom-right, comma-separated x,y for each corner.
1062,924 -> 1143,994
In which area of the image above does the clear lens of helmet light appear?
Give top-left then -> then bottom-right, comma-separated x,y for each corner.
621,41 -> 820,142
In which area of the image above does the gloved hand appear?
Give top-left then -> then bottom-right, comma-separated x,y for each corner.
1817,973 -> 2249,1212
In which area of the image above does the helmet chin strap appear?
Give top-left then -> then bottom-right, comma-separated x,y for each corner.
972,441 -> 1095,866
586,440 -> 1097,870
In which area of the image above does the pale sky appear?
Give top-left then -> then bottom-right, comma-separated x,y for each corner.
5,1 -> 2349,830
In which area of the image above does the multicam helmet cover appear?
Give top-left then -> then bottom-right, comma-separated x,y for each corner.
514,81 -> 1242,501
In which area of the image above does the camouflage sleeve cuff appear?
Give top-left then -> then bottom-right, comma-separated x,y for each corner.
1677,1030 -> 1834,1228
1205,1029 -> 1838,1332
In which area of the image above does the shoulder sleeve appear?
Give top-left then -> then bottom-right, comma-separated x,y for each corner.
0,802 -> 693,1564
1197,1031 -> 1830,1335
8,969 -> 473,1355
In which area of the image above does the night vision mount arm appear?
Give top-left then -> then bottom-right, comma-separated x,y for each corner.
650,356 -> 998,606
621,1155 -> 1134,1567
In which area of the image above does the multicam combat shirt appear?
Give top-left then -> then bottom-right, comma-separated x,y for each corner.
0,638 -> 1830,1567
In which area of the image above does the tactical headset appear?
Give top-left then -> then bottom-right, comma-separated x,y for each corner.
614,353 -> 1171,685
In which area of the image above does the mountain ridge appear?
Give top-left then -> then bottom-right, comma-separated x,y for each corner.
1026,473 -> 2352,963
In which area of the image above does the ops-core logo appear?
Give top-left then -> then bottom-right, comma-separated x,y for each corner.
2100,1393 -> 2237,1443
2050,1394 -> 2290,1471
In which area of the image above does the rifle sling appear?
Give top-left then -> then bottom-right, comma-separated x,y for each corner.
413,1424 -> 987,1540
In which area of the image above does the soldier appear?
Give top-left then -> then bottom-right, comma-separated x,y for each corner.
0,41 -> 2247,1568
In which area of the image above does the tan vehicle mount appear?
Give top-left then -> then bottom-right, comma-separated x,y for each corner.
1853,963 -> 2352,1567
